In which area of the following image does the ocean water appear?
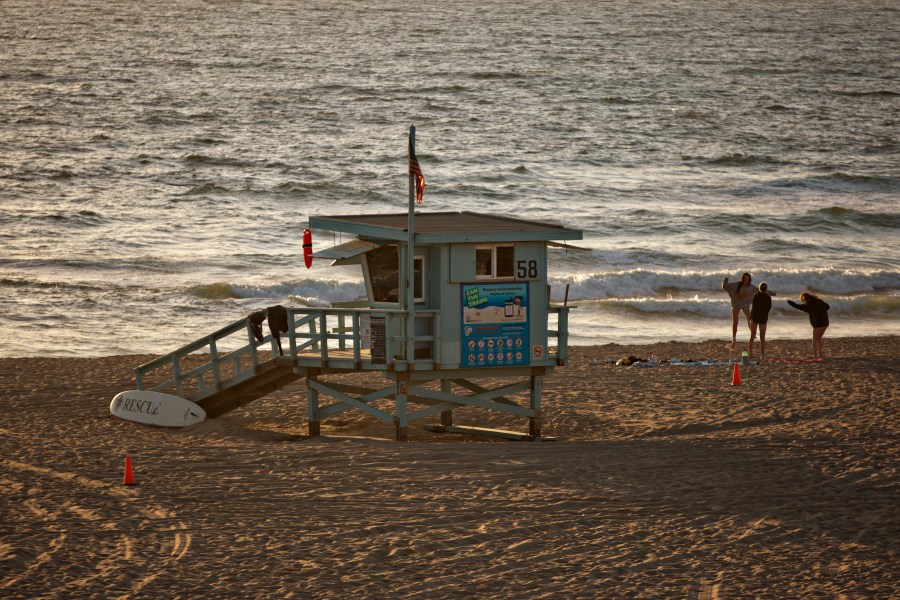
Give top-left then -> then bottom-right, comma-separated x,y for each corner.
1,0 -> 898,357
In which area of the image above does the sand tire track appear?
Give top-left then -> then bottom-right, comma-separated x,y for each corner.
0,458 -> 189,598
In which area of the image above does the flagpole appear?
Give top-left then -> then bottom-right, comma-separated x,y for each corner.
406,125 -> 416,366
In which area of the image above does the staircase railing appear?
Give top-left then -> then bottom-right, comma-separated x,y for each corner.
134,316 -> 276,397
134,307 -> 439,397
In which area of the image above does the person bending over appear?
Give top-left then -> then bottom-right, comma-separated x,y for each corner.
788,292 -> 830,360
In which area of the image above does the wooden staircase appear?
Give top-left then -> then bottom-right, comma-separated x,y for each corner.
191,357 -> 305,418
133,307 -> 415,419
133,316 -> 313,419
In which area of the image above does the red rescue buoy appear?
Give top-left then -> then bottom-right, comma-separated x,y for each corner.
302,228 -> 313,269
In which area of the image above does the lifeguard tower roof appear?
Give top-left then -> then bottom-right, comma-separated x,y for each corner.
310,211 -> 583,243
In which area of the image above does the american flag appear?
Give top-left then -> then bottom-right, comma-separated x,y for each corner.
409,140 -> 425,204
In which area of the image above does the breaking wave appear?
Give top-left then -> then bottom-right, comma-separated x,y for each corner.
580,294 -> 900,320
188,279 -> 367,306
551,268 -> 899,301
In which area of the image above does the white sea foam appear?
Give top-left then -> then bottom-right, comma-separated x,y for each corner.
227,279 -> 366,306
579,294 -> 900,319
550,268 -> 900,301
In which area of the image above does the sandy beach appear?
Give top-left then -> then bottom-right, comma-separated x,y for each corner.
1,336 -> 896,598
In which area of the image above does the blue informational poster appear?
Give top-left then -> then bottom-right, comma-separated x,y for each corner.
461,282 -> 530,368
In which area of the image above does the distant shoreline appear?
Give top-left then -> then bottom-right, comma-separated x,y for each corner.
571,333 -> 898,349
1,334 -> 894,362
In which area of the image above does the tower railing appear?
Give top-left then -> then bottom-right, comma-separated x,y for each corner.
134,305 -> 571,397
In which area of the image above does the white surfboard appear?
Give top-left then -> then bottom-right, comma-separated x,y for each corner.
110,390 -> 206,427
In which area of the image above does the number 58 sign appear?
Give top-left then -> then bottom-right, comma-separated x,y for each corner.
516,260 -> 538,280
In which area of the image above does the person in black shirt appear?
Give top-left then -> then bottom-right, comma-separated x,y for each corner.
749,282 -> 773,360
248,305 -> 290,356
788,292 -> 830,360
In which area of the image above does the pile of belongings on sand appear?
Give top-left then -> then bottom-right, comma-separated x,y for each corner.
614,356 -> 726,366
615,355 -> 659,366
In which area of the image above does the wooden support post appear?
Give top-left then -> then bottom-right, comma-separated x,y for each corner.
557,307 -> 570,365
247,323 -> 259,369
307,372 -> 320,437
318,313 -> 328,362
172,356 -> 184,397
209,337 -> 222,390
529,374 -> 542,438
440,379 -> 453,426
309,318 -> 319,353
288,309 -> 297,357
395,382 -> 408,441
352,312 -> 361,365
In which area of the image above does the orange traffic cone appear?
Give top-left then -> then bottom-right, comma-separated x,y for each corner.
731,363 -> 742,386
123,455 -> 136,486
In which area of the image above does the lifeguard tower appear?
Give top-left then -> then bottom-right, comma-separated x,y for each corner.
133,129 -> 583,441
